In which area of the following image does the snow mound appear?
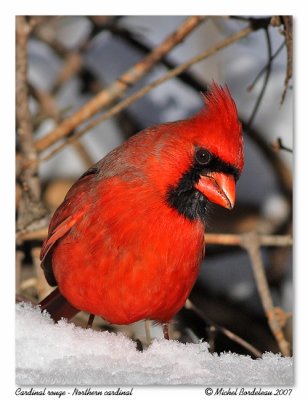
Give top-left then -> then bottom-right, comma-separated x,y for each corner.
16,303 -> 293,385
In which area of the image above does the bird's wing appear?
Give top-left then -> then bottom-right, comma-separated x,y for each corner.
40,214 -> 79,264
40,167 -> 98,285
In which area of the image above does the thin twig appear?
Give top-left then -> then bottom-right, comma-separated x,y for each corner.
185,299 -> 262,358
16,16 -> 48,232
280,17 -> 293,104
272,137 -> 293,153
247,28 -> 272,129
247,41 -> 285,92
242,121 -> 292,199
39,25 -> 253,161
17,225 -> 293,250
28,16 -> 55,32
29,83 -> 94,167
52,52 -> 84,93
240,231 -> 291,356
16,16 -> 37,185
33,19 -> 68,57
205,233 -> 292,247
34,16 -> 207,152
72,140 -> 94,168
95,19 -> 209,92
29,83 -> 61,124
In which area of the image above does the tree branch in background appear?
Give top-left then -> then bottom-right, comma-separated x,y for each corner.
203,231 -> 292,356
29,83 -> 94,168
246,28 -> 272,130
89,17 -> 209,92
185,299 -> 262,358
240,232 -> 291,356
247,41 -> 285,92
205,233 -> 292,247
242,121 -> 292,200
32,17 -> 68,57
16,16 -> 48,233
29,83 -> 61,125
34,16 -> 208,152
52,52 -> 85,94
272,137 -> 293,153
271,16 -> 293,104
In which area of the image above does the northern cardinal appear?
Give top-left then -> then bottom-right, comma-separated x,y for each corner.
40,83 -> 244,339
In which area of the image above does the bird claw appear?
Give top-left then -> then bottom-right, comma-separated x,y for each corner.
86,313 -> 95,329
163,323 -> 169,340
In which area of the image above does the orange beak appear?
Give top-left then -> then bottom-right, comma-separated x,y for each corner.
195,172 -> 236,210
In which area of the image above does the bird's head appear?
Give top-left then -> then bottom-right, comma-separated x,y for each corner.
146,83 -> 244,223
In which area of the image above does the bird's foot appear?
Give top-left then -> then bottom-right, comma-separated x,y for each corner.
163,323 -> 169,340
86,313 -> 95,329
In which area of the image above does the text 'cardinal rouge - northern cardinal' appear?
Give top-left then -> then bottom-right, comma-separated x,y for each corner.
40,83 -> 244,339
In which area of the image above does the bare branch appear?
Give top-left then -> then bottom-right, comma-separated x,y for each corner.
29,83 -> 94,168
281,16 -> 293,104
242,121 -> 292,199
240,232 -> 291,356
16,16 -> 48,232
185,299 -> 262,358
29,83 -> 61,124
247,28 -> 272,130
270,16 -> 293,104
16,16 -> 36,170
247,41 -> 285,92
272,137 -> 293,153
32,17 -> 68,57
52,52 -> 84,93
18,226 -> 293,250
205,233 -> 292,247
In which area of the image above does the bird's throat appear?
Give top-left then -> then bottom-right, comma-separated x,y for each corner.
166,167 -> 208,224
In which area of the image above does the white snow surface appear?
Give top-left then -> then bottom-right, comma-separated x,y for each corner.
16,303 -> 293,386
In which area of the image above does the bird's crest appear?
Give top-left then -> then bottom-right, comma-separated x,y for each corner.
203,83 -> 237,120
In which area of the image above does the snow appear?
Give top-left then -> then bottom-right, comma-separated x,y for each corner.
16,303 -> 293,386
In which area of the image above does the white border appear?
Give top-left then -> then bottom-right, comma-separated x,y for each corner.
1,1 -> 305,399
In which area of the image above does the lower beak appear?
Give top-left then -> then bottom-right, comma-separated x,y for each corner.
195,172 -> 236,210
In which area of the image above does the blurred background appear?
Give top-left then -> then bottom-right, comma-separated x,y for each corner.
16,16 -> 293,357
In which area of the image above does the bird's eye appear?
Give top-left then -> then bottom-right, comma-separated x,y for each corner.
195,148 -> 212,165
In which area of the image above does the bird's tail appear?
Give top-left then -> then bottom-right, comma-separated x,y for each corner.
39,288 -> 80,322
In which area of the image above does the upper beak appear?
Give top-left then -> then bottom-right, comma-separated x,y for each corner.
195,172 -> 236,210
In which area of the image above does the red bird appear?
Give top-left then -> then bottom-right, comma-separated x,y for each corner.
40,83 -> 244,339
